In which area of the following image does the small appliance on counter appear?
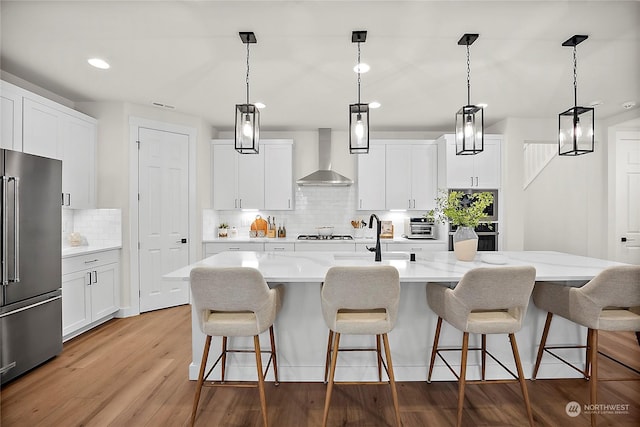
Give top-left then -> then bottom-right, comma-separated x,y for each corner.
403,217 -> 437,239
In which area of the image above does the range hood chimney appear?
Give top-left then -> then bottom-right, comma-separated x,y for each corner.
296,128 -> 353,186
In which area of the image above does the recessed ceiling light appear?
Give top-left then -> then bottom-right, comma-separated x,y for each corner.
353,63 -> 370,73
368,101 -> 381,109
477,103 -> 488,109
588,100 -> 603,107
622,101 -> 636,109
87,58 -> 110,69
255,102 -> 266,109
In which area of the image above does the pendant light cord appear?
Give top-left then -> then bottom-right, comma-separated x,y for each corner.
357,41 -> 362,108
246,42 -> 250,105
466,41 -> 471,106
573,45 -> 578,107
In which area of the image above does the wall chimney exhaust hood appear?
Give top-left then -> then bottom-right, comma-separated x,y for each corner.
296,128 -> 353,186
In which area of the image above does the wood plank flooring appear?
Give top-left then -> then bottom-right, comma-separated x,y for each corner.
1,305 -> 639,426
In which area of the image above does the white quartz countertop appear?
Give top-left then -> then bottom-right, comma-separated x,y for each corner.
164,250 -> 626,283
62,243 -> 122,258
203,237 -> 444,244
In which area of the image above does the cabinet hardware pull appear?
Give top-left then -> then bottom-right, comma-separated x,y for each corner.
86,272 -> 92,286
470,176 -> 473,187
84,259 -> 99,264
475,177 -> 479,187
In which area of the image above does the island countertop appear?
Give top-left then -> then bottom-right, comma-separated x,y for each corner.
165,250 -> 625,283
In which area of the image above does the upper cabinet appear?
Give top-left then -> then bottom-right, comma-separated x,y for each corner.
439,134 -> 502,189
212,140 -> 293,211
356,143 -> 386,210
2,80 -> 97,208
357,140 -> 438,211
264,142 -> 293,210
0,81 -> 24,151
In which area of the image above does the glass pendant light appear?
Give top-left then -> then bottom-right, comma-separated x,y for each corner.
558,35 -> 594,156
455,33 -> 484,155
349,30 -> 370,154
235,32 -> 260,154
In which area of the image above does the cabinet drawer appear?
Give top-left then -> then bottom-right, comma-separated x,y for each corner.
386,242 -> 446,252
62,250 -> 120,274
264,242 -> 295,252
205,242 -> 264,255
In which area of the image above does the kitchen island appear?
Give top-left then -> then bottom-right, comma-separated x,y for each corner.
164,251 -> 625,382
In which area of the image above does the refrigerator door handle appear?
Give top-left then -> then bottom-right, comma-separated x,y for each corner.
2,176 -> 8,286
12,177 -> 19,283
0,295 -> 62,319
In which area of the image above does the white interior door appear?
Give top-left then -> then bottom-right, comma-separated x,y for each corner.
615,131 -> 640,265
138,127 -> 190,312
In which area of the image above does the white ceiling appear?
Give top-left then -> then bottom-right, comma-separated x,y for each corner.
1,1 -> 639,132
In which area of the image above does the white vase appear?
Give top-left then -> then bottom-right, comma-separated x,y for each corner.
453,226 -> 478,261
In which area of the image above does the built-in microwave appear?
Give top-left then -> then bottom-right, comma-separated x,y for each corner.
404,217 -> 437,239
448,189 -> 498,222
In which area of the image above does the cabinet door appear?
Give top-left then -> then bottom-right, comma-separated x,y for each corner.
237,150 -> 265,209
0,82 -> 23,150
385,145 -> 412,210
445,138 -> 476,188
357,144 -> 386,210
264,144 -> 293,210
91,263 -> 119,320
22,98 -> 64,160
62,115 -> 96,208
472,138 -> 501,189
212,144 -> 238,210
62,270 -> 91,337
410,144 -> 438,210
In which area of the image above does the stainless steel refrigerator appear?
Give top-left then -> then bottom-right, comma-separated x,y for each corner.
0,149 -> 62,384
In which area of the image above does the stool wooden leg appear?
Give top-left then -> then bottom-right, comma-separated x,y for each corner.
585,328 -> 593,380
269,325 -> 279,385
457,332 -> 469,427
191,335 -> 212,426
220,336 -> 228,382
322,332 -> 341,427
323,330 -> 334,384
509,333 -> 534,427
376,334 -> 383,382
589,329 -> 598,427
254,335 -> 268,427
427,317 -> 443,383
481,334 -> 487,381
532,312 -> 553,380
382,333 -> 402,427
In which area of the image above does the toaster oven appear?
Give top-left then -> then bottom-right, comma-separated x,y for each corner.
404,217 -> 437,239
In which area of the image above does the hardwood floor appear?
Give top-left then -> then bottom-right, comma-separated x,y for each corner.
1,305 -> 639,426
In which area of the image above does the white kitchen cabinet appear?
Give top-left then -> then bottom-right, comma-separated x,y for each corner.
204,242 -> 265,257
264,242 -> 295,252
0,81 -> 24,150
357,143 -> 386,210
294,242 -> 356,252
212,141 -> 265,210
18,86 -> 97,208
264,142 -> 293,210
386,241 -> 447,252
62,250 -> 120,340
442,134 -> 501,189
385,142 -> 438,211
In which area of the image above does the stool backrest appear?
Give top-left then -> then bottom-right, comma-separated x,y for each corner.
454,266 -> 536,320
190,267 -> 277,333
321,266 -> 400,330
578,265 -> 640,308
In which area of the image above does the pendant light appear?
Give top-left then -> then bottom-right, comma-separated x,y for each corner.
455,33 -> 483,155
349,30 -> 369,154
558,35 -> 594,156
235,32 -> 259,154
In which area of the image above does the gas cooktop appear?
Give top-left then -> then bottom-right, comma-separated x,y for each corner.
297,234 -> 354,240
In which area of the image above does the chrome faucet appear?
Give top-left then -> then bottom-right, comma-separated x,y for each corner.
366,214 -> 382,262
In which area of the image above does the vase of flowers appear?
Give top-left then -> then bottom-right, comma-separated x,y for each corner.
433,190 -> 494,261
218,223 -> 229,238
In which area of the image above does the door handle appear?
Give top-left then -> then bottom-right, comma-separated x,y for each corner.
176,238 -> 188,244
12,177 -> 19,283
1,176 -> 20,285
2,176 -> 8,285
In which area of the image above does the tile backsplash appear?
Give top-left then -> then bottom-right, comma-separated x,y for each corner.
204,186 -> 425,240
62,208 -> 122,247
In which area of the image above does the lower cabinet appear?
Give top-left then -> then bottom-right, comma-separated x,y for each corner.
62,250 -> 120,340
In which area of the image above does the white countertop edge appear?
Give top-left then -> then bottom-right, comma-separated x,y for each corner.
202,237 -> 445,244
62,244 -> 122,258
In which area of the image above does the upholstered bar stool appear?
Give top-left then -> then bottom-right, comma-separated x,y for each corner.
189,267 -> 284,427
531,265 -> 640,427
321,266 -> 401,427
426,266 -> 536,427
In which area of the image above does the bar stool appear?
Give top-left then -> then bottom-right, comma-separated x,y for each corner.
531,265 -> 640,427
426,266 -> 536,427
321,266 -> 401,427
189,267 -> 284,427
